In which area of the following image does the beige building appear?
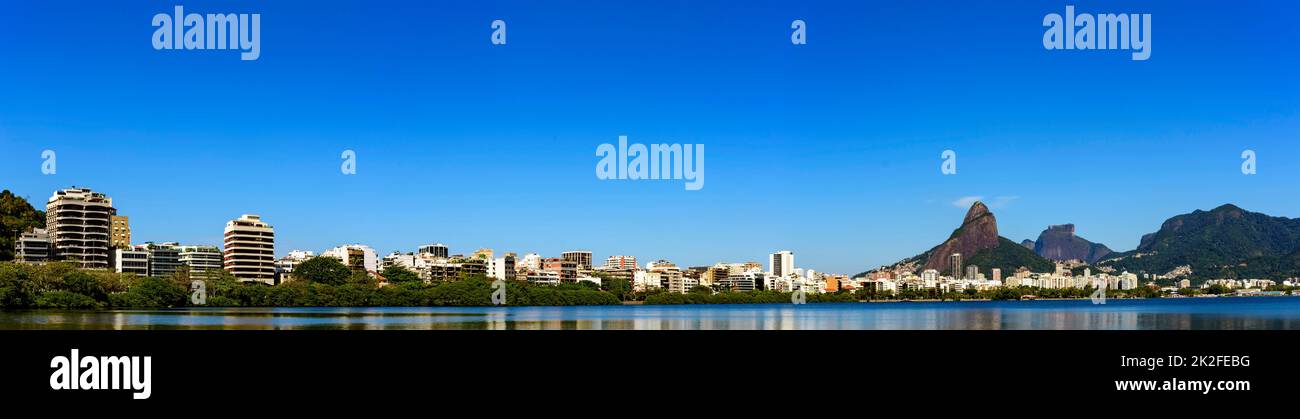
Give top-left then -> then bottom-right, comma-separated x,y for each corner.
110,215 -> 131,248
223,214 -> 275,284
562,250 -> 593,271
46,187 -> 115,269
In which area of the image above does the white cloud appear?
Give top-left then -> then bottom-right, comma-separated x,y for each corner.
952,195 -> 1019,209
952,196 -> 983,208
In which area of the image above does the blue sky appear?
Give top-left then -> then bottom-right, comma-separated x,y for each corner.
2,0 -> 1298,274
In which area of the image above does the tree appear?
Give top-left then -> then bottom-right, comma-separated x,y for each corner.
293,257 -> 352,285
689,285 -> 713,294
0,190 -> 46,261
61,271 -> 107,301
381,266 -> 421,284
111,276 -> 187,307
599,277 -> 632,300
1204,284 -> 1231,295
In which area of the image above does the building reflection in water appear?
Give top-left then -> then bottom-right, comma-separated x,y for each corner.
4,298 -> 1300,330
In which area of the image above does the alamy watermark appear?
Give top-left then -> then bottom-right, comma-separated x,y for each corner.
152,5 -> 261,61
41,150 -> 56,175
1043,5 -> 1151,61
491,279 -> 507,305
596,135 -> 704,190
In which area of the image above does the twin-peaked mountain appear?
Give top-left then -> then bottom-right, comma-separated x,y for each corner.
866,201 -> 1300,282
876,201 -> 1053,278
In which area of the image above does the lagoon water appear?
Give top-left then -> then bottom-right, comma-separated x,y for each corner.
4,297 -> 1300,330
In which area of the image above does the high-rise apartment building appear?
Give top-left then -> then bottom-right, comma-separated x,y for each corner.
138,242 -> 181,278
46,187 -> 114,269
949,253 -> 963,278
562,250 -> 593,271
604,255 -> 638,269
112,248 -> 150,276
223,214 -> 275,284
769,251 -> 794,278
419,243 -> 449,258
110,215 -> 131,248
965,265 -> 979,281
178,245 -> 223,279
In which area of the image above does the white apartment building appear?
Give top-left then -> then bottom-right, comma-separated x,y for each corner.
527,270 -> 561,285
769,250 -> 794,278
322,244 -> 378,272
15,228 -> 52,263
224,214 -> 276,284
112,248 -> 150,276
633,270 -> 662,292
488,254 -> 517,281
520,253 -> 543,272
604,255 -> 638,269
46,187 -> 115,269
275,250 -> 316,283
178,245 -> 223,279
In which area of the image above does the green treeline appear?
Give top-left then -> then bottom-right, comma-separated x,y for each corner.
0,259 -> 619,309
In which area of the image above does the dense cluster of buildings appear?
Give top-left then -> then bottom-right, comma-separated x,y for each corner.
16,187 -> 274,284
16,187 -> 1289,297
856,258 -> 1141,295
4,187 -> 1152,295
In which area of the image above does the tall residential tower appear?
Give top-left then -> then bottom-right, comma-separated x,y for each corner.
46,187 -> 114,269
223,214 -> 275,284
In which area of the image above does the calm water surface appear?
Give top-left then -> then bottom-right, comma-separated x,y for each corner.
4,297 -> 1300,330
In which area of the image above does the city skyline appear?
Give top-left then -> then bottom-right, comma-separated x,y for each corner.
2,1 -> 1299,273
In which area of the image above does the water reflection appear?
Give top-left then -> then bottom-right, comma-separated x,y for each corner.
2,297 -> 1300,330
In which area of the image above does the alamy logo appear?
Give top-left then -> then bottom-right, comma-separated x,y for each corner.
49,349 -> 152,400
596,135 -> 704,190
152,5 -> 261,61
1043,5 -> 1151,61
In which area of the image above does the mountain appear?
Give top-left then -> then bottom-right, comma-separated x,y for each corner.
1100,204 -> 1300,279
919,201 -> 1001,276
968,237 -> 1056,275
869,201 -> 1055,278
1,190 -> 46,261
1029,224 -> 1113,263
1020,239 -> 1035,249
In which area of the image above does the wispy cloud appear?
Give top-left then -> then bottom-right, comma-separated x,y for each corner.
952,196 -> 983,208
952,195 -> 1019,209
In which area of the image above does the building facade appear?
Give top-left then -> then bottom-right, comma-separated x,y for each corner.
419,243 -> 449,258
223,214 -> 276,284
112,248 -> 150,276
46,187 -> 114,269
604,255 -> 638,270
322,244 -> 378,273
138,242 -> 181,279
769,250 -> 794,278
15,228 -> 52,263
110,215 -> 131,249
562,250 -> 593,271
178,245 -> 223,279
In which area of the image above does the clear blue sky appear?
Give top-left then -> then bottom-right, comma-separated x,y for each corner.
2,0 -> 1298,274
